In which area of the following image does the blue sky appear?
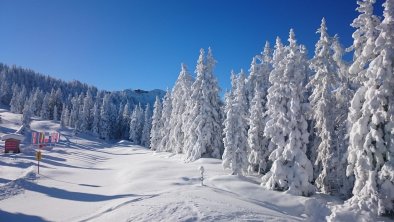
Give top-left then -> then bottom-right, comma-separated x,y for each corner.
0,0 -> 384,92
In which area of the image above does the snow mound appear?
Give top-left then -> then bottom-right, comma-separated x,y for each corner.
0,167 -> 37,201
115,140 -> 134,146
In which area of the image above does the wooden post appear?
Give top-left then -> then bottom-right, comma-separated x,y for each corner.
36,151 -> 42,174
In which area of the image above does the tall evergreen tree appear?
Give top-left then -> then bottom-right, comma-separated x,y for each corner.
247,87 -> 269,175
347,0 -> 381,87
168,64 -> 194,153
184,48 -> 223,162
53,105 -> 59,121
122,102 -> 131,139
150,96 -> 163,150
246,41 -> 272,108
346,0 -> 394,216
332,35 -> 355,197
21,99 -> 33,129
81,90 -> 94,132
141,104 -> 152,148
40,93 -> 50,120
157,90 -> 172,151
307,18 -> 339,193
60,104 -> 68,127
92,102 -> 100,136
100,94 -> 112,140
222,71 -> 249,175
129,104 -> 144,145
261,31 -> 314,196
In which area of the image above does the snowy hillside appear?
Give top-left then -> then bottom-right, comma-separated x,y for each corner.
116,89 -> 166,107
1,109 -> 392,222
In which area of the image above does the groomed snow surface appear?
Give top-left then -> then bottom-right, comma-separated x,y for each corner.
0,108 -> 391,222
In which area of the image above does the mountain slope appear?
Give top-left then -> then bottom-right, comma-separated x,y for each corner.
1,109 -> 392,222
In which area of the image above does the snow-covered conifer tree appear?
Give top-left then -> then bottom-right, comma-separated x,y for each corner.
10,85 -> 26,114
157,90 -> 172,151
31,88 -> 44,116
347,0 -> 381,87
141,104 -> 152,147
69,95 -> 81,132
184,48 -> 223,162
246,41 -> 272,107
53,105 -> 59,121
247,87 -> 270,175
122,102 -> 131,139
168,64 -> 194,153
40,94 -> 50,120
81,90 -> 94,132
332,35 -> 355,197
150,96 -> 163,150
100,94 -> 112,140
307,18 -> 339,193
92,102 -> 100,136
222,71 -> 249,175
21,100 -> 32,128
261,31 -> 314,196
60,104 -> 67,127
345,0 -> 394,216
129,104 -> 144,145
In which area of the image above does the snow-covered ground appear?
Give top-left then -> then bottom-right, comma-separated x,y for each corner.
0,108 -> 391,222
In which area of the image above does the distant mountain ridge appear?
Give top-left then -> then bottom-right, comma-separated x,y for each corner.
115,89 -> 166,107
0,63 -> 165,107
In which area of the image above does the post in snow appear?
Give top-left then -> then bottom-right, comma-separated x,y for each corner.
199,166 -> 205,186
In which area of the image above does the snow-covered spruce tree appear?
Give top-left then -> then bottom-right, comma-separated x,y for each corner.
40,93 -> 50,120
0,78 -> 11,105
345,0 -> 394,216
81,90 -> 94,132
53,105 -> 59,121
129,103 -> 144,145
307,18 -> 339,194
261,30 -> 314,196
31,88 -> 44,116
69,95 -> 81,132
100,94 -> 112,140
21,100 -> 33,129
184,48 -> 223,162
92,102 -> 100,136
347,0 -> 381,88
141,104 -> 152,148
246,41 -> 272,108
10,85 -> 26,114
156,90 -> 172,151
60,104 -> 67,127
122,102 -> 131,139
332,35 -> 355,198
48,88 -> 63,120
222,71 -> 249,175
150,96 -> 163,150
247,86 -> 270,175
168,64 -> 194,154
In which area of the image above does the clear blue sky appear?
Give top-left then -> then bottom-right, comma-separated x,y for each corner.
0,0 -> 384,92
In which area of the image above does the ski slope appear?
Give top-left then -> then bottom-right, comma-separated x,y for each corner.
0,108 -> 390,222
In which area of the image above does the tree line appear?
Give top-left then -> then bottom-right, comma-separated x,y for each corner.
149,0 -> 393,218
0,63 -> 164,143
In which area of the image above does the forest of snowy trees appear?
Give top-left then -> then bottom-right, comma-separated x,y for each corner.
1,0 -> 392,218
0,63 -> 164,144
149,0 -> 393,218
